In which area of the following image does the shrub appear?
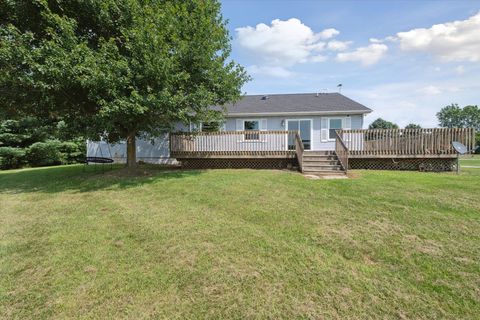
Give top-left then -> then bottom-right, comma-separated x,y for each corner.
58,140 -> 85,164
26,141 -> 62,167
0,147 -> 26,169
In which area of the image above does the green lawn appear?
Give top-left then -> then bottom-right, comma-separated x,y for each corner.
460,154 -> 480,167
1,165 -> 479,319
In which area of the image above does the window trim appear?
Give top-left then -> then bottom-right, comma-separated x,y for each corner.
243,119 -> 261,141
237,118 -> 267,131
327,117 -> 344,142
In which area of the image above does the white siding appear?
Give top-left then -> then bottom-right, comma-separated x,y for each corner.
87,135 -> 172,163
225,114 -> 364,150
87,114 -> 365,162
86,122 -> 188,164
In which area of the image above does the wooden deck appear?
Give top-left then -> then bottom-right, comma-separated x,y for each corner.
335,128 -> 475,159
170,128 -> 475,172
170,130 -> 299,159
334,128 -> 475,172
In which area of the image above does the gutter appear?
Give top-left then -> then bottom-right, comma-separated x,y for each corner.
224,110 -> 372,117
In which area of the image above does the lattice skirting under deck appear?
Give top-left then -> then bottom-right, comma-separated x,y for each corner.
177,158 -> 298,170
349,158 -> 457,172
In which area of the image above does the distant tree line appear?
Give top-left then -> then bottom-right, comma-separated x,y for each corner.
0,117 -> 85,169
368,118 -> 423,130
436,104 -> 480,130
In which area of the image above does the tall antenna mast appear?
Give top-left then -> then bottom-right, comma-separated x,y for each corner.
337,83 -> 343,93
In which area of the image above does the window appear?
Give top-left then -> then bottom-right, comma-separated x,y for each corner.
189,122 -> 200,132
244,120 -> 259,140
321,117 -> 350,143
329,118 -> 342,140
201,121 -> 222,132
244,120 -> 259,130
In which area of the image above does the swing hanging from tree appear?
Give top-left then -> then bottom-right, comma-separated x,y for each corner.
85,141 -> 114,172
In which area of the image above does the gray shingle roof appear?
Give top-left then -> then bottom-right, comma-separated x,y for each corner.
218,93 -> 371,115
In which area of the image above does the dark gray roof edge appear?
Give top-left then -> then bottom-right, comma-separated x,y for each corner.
224,110 -> 372,116
329,93 -> 372,112
217,92 -> 372,115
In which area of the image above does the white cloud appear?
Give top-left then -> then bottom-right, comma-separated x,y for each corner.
348,78 -> 479,128
396,12 -> 480,62
236,18 -> 335,67
455,65 -> 465,74
326,40 -> 352,51
417,85 -> 441,95
447,86 -> 461,93
247,65 -> 293,78
336,43 -> 388,66
318,28 -> 340,39
237,13 -> 480,73
350,82 -> 437,127
385,36 -> 398,42
309,55 -> 328,62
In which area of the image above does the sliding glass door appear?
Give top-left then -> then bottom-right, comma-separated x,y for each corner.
287,120 -> 311,150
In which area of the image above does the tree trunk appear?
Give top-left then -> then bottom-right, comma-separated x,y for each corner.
126,131 -> 137,167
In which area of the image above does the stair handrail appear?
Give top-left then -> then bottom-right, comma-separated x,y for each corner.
335,130 -> 349,173
294,131 -> 304,172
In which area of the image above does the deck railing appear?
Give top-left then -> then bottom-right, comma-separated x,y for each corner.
294,132 -> 304,172
170,130 -> 298,158
334,131 -> 349,172
337,128 -> 475,158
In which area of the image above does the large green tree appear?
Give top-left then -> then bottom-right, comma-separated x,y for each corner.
437,104 -> 480,130
0,0 -> 249,167
437,104 -> 480,152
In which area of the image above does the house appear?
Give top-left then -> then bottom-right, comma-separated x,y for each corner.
87,92 -> 371,162
87,93 -> 474,174
210,92 -> 371,149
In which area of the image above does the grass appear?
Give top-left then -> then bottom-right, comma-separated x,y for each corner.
1,165 -> 479,319
460,154 -> 480,167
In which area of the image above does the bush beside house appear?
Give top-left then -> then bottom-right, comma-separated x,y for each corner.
0,118 -> 85,169
0,147 -> 26,169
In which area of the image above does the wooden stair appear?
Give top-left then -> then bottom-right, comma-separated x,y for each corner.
301,151 -> 346,176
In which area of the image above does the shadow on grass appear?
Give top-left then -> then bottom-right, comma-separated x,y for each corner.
0,164 -> 203,194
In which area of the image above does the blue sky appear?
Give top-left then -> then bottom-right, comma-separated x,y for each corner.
220,0 -> 480,127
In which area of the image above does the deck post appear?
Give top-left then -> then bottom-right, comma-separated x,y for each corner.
457,153 -> 460,175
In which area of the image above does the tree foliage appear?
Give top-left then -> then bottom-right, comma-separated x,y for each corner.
0,147 -> 25,169
0,0 -> 249,166
405,123 -> 422,129
476,132 -> 480,153
437,104 -> 480,152
0,117 -> 52,148
368,118 -> 399,129
437,104 -> 480,130
0,117 -> 85,169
